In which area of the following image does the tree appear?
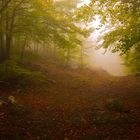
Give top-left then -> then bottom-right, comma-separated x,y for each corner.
77,0 -> 140,71
0,0 -> 91,62
0,0 -> 12,14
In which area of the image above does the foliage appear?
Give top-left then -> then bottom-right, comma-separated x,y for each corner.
0,0 -> 91,63
0,60 -> 45,89
77,0 -> 140,71
105,98 -> 125,112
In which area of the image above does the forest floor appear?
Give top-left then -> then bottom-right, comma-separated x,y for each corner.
0,60 -> 140,140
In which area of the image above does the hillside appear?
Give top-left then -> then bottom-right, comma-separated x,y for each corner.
0,62 -> 140,140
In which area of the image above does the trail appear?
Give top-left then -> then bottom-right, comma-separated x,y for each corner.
0,62 -> 140,140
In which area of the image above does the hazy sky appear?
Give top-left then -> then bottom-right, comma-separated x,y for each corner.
77,0 -> 91,7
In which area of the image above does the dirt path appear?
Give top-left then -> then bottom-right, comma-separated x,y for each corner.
0,62 -> 140,140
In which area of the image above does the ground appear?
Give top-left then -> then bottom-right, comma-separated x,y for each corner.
0,61 -> 140,140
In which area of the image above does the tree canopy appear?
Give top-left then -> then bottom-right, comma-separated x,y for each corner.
77,0 -> 140,71
0,0 -> 139,71
0,0 -> 91,63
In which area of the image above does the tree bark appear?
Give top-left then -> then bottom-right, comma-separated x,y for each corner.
0,33 -> 5,61
0,0 -> 12,14
4,0 -> 25,60
80,45 -> 84,68
5,6 -> 16,59
66,47 -> 70,65
0,0 -> 6,61
20,36 -> 27,60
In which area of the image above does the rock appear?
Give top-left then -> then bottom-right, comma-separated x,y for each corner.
47,79 -> 56,84
0,100 -> 4,106
8,96 -> 16,104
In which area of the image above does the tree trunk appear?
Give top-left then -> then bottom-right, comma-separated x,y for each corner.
66,47 -> 70,66
0,33 -> 5,61
80,45 -> 84,68
5,35 -> 11,59
5,7 -> 16,59
0,0 -> 6,61
0,0 -> 12,15
20,36 -> 27,60
5,11 -> 10,59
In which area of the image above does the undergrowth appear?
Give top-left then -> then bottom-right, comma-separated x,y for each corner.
105,98 -> 125,112
0,60 -> 46,90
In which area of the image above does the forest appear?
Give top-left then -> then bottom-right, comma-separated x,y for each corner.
0,0 -> 140,139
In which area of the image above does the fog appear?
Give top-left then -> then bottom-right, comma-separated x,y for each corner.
90,48 -> 127,76
77,0 -> 127,76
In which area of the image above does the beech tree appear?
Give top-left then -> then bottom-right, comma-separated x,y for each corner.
0,0 -> 91,62
77,0 -> 140,71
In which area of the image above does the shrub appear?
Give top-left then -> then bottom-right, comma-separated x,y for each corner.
105,98 -> 125,112
0,60 -> 46,89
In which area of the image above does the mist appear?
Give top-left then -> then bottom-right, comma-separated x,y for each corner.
77,0 -> 127,76
88,48 -> 127,76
